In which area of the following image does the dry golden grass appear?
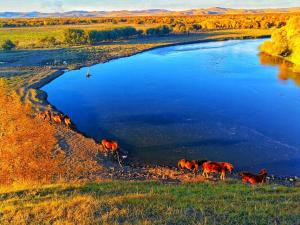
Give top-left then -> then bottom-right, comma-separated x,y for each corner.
0,79 -> 64,185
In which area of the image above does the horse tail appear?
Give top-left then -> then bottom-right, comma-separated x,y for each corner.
178,159 -> 185,170
178,161 -> 182,169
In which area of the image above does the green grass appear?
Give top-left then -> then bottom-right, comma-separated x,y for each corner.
0,22 -> 272,49
0,23 -> 157,48
1,181 -> 299,224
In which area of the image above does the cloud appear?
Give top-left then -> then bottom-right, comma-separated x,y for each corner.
40,0 -> 64,12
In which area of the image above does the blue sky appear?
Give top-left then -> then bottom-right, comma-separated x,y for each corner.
0,0 -> 299,12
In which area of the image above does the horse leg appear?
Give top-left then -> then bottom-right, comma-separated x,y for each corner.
221,171 -> 226,180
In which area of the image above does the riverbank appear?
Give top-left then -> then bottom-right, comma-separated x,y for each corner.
0,29 -> 288,185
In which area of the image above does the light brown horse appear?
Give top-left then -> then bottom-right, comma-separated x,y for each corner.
64,115 -> 72,127
239,169 -> 268,185
178,159 -> 207,174
52,114 -> 63,124
101,139 -> 119,153
202,161 -> 234,180
37,110 -> 51,121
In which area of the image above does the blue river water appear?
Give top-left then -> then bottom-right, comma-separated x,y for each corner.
42,39 -> 300,176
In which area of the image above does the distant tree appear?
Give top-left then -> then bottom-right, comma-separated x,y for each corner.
87,26 -> 140,44
40,36 -> 58,46
1,39 -> 16,51
64,29 -> 87,45
260,29 -> 289,56
173,22 -> 187,33
191,24 -> 202,31
146,25 -> 172,36
260,16 -> 300,65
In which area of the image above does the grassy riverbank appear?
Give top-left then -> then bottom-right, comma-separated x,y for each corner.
1,181 -> 299,225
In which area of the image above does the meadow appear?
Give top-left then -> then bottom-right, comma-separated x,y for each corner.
0,181 -> 299,224
0,23 -> 155,48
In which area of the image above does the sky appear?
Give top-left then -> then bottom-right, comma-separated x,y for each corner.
0,0 -> 299,12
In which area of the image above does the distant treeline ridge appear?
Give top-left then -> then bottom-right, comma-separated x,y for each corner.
0,13 -> 296,29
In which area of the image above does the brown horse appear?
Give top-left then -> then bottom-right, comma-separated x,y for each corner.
202,161 -> 234,180
64,115 -> 72,127
38,112 -> 46,120
52,114 -> 63,124
37,110 -> 51,121
178,159 -> 207,174
239,169 -> 268,185
101,139 -> 119,153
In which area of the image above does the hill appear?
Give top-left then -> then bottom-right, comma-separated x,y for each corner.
1,7 -> 300,18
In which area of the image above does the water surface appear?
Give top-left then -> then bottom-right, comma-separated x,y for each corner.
42,39 -> 300,176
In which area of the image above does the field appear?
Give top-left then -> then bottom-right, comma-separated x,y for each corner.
0,23 -> 158,48
1,181 -> 299,224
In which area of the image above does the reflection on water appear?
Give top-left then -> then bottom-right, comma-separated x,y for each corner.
260,52 -> 300,86
42,39 -> 300,176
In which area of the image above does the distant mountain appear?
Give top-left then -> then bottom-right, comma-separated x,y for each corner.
0,7 -> 300,18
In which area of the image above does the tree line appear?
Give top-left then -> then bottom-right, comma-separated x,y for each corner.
64,25 -> 172,45
0,13 -> 296,30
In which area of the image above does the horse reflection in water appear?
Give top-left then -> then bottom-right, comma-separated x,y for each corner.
259,53 -> 300,86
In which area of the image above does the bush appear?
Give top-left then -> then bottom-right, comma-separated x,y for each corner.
146,25 -> 172,36
1,39 -> 16,51
39,36 -> 59,46
87,26 -> 140,44
64,29 -> 87,45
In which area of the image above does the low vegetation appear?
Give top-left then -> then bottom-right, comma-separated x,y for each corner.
0,181 -> 299,224
260,16 -> 300,66
0,79 -> 63,185
145,25 -> 172,36
1,39 -> 16,50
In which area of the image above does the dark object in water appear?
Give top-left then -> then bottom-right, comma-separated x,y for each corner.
86,68 -> 91,78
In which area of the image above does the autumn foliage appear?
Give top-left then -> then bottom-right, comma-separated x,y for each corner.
0,13 -> 294,29
0,79 -> 64,184
260,16 -> 300,65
